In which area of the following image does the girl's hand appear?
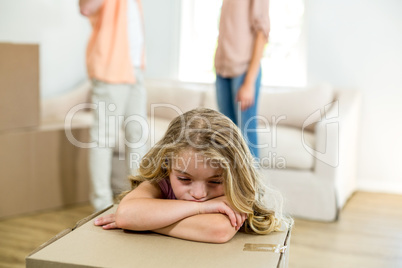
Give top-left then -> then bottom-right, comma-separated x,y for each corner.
198,196 -> 247,230
94,213 -> 119,230
236,82 -> 255,111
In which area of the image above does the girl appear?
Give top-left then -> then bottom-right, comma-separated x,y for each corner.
94,108 -> 287,243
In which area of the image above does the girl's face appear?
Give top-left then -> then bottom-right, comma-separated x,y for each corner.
169,149 -> 224,201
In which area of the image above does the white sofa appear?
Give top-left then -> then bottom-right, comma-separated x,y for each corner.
42,79 -> 361,221
254,86 -> 361,221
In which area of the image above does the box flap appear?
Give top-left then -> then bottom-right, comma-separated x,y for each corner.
27,205 -> 113,257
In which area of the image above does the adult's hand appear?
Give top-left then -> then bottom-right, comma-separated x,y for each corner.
236,82 -> 255,111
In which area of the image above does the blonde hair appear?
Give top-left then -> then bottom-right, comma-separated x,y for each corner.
122,108 -> 286,234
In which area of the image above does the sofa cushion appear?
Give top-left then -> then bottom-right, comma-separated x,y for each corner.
258,125 -> 315,170
114,116 -> 171,154
146,116 -> 171,148
202,85 -> 219,110
258,83 -> 334,131
146,80 -> 206,122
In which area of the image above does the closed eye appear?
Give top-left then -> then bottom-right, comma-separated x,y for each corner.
209,180 -> 223,185
177,177 -> 191,182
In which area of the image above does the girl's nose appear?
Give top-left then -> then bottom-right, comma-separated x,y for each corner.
190,183 -> 207,200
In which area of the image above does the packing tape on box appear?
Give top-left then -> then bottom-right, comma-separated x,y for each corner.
243,243 -> 287,253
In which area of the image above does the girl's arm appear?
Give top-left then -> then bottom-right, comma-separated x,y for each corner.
95,207 -> 241,243
114,181 -> 201,231
79,0 -> 104,17
236,30 -> 267,111
114,181 -> 243,230
95,181 -> 246,242
152,213 -> 239,243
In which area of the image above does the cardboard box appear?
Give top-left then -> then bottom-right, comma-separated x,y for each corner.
27,205 -> 292,268
0,43 -> 39,131
0,127 -> 90,218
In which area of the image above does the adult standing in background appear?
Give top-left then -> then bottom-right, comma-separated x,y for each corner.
214,0 -> 270,159
79,0 -> 147,212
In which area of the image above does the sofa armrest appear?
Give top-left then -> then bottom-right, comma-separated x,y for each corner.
313,89 -> 361,206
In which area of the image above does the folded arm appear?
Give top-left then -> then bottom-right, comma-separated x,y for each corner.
94,181 -> 246,243
113,181 -> 200,230
153,213 -> 238,243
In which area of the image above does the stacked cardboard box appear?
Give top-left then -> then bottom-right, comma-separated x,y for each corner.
0,43 -> 39,131
0,43 -> 90,218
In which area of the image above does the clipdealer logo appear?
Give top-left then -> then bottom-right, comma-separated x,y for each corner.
302,101 -> 339,167
64,101 -> 339,167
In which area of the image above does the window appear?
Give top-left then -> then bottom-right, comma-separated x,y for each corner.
178,0 -> 306,87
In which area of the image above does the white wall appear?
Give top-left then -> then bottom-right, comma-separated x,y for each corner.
0,0 -> 90,98
305,0 -> 402,193
142,0 -> 181,80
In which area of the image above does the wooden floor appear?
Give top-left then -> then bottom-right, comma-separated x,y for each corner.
0,191 -> 401,268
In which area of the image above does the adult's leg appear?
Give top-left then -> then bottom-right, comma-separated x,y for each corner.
215,74 -> 237,124
231,68 -> 262,159
89,80 -> 129,211
124,68 -> 148,176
